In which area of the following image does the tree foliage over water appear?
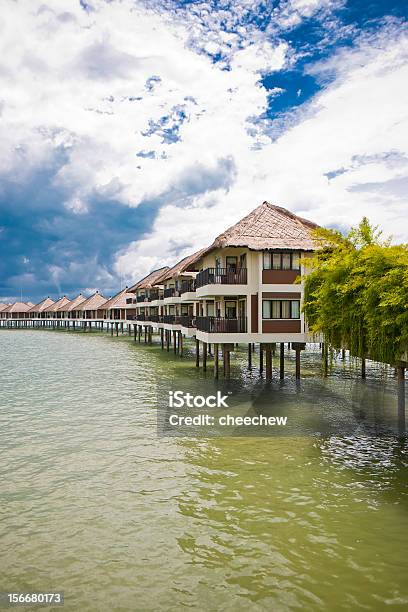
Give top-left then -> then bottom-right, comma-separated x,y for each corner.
303,218 -> 408,365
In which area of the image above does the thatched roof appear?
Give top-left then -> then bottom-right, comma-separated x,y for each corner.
197,201 -> 318,256
3,301 -> 32,313
0,303 -> 10,312
57,294 -> 86,312
158,248 -> 208,282
128,266 -> 169,292
45,296 -> 71,312
72,291 -> 107,311
28,297 -> 55,313
101,288 -> 134,310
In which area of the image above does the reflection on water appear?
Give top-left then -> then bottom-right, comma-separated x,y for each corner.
0,331 -> 407,611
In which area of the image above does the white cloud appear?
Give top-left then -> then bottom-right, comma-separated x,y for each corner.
1,0 -> 407,287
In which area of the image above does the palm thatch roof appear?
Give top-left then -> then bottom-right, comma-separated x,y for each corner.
3,302 -> 33,313
72,291 -> 107,311
158,248 -> 208,282
128,266 -> 169,292
45,296 -> 71,312
0,303 -> 10,312
101,288 -> 135,310
57,294 -> 86,312
28,297 -> 55,313
197,201 -> 318,257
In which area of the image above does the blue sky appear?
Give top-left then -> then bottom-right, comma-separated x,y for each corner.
0,0 -> 407,302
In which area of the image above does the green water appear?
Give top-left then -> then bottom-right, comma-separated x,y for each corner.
1,330 -> 407,611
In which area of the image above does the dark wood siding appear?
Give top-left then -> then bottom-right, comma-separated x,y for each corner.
251,294 -> 258,333
262,270 -> 300,284
262,320 -> 301,333
262,292 -> 301,299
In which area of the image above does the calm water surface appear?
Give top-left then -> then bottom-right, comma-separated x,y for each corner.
0,330 -> 407,611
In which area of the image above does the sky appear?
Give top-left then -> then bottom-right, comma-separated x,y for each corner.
0,0 -> 407,302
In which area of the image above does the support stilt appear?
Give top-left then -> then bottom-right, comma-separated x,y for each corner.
214,343 -> 219,379
280,342 -> 284,380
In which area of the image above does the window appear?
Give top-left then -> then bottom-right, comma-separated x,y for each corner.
215,256 -> 221,272
291,300 -> 300,318
226,256 -> 237,270
239,253 -> 247,268
262,300 -> 301,319
281,300 -> 290,318
262,252 -> 301,271
262,300 -> 271,319
282,254 -> 291,270
225,301 -> 237,319
292,252 -> 300,270
207,303 -> 215,317
273,254 -> 281,270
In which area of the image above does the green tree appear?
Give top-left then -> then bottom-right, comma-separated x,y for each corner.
303,219 -> 408,365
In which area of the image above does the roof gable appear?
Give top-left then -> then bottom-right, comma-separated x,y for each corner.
128,266 -> 170,291
102,288 -> 134,309
72,292 -> 107,311
159,248 -> 208,282
28,297 -> 55,313
57,294 -> 86,312
46,296 -> 71,312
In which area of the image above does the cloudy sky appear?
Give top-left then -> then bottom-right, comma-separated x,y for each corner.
0,0 -> 407,302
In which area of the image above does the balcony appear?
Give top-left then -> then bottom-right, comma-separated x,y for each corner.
196,317 -> 247,333
163,315 -> 176,324
149,315 -> 160,322
195,267 -> 247,289
136,295 -> 148,303
164,287 -> 180,298
136,314 -> 146,321
149,290 -> 160,301
180,280 -> 196,294
179,315 -> 196,328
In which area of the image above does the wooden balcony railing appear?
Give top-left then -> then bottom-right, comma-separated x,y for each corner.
163,315 -> 176,324
164,288 -> 179,298
195,317 -> 247,333
180,280 -> 196,294
195,267 -> 247,288
136,295 -> 147,303
179,315 -> 196,328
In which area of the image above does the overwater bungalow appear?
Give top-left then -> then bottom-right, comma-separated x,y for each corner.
99,287 -> 136,321
2,302 -> 33,319
149,249 -> 207,336
57,294 -> 86,319
182,201 -> 315,343
0,303 -> 11,319
44,296 -> 71,319
27,297 -> 55,319
71,291 -> 107,320
127,266 -> 170,322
